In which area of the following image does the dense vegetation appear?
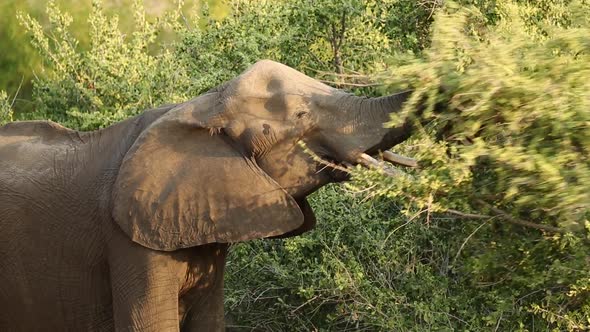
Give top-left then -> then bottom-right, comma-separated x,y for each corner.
1,0 -> 588,330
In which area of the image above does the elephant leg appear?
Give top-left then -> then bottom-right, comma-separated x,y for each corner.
108,232 -> 183,332
180,245 -> 227,332
180,280 -> 225,332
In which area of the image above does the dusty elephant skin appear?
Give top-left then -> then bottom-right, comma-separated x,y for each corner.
0,60 -> 415,331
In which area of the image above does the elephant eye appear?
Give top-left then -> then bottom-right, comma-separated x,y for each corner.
295,111 -> 308,119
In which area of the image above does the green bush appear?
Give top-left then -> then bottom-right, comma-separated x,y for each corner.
17,0 -> 196,130
347,0 -> 590,329
0,90 -> 13,125
226,185 -> 479,330
0,0 -> 207,113
369,0 -> 590,231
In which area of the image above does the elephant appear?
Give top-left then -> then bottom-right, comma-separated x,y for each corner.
0,60 -> 417,331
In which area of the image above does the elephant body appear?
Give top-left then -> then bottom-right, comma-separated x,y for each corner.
0,106 -> 228,330
0,60 -> 414,331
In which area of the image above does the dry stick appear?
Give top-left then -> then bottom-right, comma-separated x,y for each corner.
445,209 -> 491,219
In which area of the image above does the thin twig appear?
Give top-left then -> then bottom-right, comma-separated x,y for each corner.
291,295 -> 319,314
494,311 -> 504,332
318,80 -> 382,87
11,76 -> 24,108
452,217 -> 494,266
297,141 -> 350,174
380,209 -> 428,250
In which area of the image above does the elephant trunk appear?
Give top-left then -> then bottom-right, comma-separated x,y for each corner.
315,89 -> 417,168
362,91 -> 414,153
339,90 -> 414,154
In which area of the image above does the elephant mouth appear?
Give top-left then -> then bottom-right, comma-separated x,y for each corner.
356,150 -> 418,175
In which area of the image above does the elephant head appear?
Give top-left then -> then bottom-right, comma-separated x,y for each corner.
112,60 -> 415,251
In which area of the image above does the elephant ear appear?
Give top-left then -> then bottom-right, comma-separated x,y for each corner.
270,198 -> 316,239
112,100 -> 304,251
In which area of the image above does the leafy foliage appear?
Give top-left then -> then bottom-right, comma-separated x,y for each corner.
174,0 -> 410,93
0,90 -> 13,125
17,0 -> 194,130
368,0 -> 590,231
347,0 -> 590,329
227,185 -> 590,330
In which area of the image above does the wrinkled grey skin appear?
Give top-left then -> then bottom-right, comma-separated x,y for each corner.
0,60 -> 414,331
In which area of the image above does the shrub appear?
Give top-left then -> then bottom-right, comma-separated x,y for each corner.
0,90 -> 13,125
17,0 -> 194,130
348,0 -> 590,329
368,0 -> 590,231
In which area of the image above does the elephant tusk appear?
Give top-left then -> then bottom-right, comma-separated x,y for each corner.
382,151 -> 418,168
357,153 -> 405,177
358,153 -> 381,168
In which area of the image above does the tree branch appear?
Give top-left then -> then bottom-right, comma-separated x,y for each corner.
328,11 -> 346,76
476,200 -> 567,234
337,11 -> 346,49
445,202 -> 568,234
